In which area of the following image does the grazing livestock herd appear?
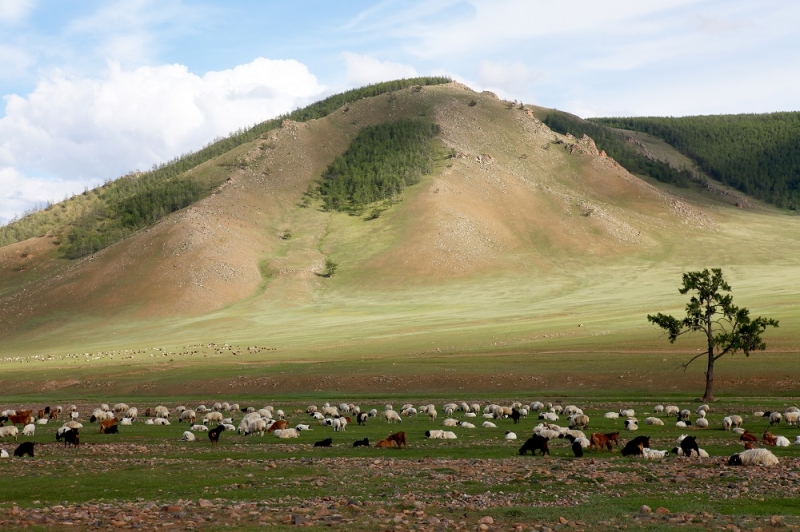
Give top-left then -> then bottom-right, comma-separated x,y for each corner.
0,400 -> 797,470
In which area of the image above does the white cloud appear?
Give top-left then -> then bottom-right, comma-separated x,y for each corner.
0,167 -> 86,225
0,0 -> 35,23
0,57 -> 327,224
476,59 -> 540,100
0,45 -> 33,79
343,52 -> 418,86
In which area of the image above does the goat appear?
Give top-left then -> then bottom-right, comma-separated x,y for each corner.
387,431 -> 407,448
621,436 -> 651,457
314,438 -> 333,447
14,441 -> 35,457
589,432 -> 619,452
352,438 -> 369,447
208,425 -> 225,446
518,435 -> 549,456
679,435 -> 700,457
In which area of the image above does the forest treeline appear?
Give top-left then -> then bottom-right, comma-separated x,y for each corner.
590,113 -> 800,209
542,111 -> 693,187
0,76 -> 451,255
318,119 -> 440,212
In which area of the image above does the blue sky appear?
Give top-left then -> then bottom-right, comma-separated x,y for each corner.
2,0 -> 799,224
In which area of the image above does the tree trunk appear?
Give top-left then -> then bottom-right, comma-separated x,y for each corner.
703,298 -> 715,402
703,351 -> 715,402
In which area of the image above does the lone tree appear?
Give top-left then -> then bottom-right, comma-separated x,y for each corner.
647,268 -> 778,402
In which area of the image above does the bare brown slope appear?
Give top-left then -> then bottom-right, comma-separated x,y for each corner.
0,83 -> 713,340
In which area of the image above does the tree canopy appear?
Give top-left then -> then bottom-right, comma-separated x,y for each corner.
647,268 -> 778,402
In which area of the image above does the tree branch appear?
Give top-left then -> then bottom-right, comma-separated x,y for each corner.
680,350 -> 709,371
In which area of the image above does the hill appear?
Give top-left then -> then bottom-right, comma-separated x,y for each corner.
590,113 -> 800,209
0,82 -> 799,397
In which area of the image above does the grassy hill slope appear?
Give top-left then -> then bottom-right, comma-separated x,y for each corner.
1,83 -> 799,397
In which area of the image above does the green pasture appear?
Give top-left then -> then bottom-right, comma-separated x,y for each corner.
1,399 -> 798,530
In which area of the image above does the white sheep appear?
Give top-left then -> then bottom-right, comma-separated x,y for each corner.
787,406 -> 800,413
619,409 -> 635,418
536,429 -> 561,440
729,448 -> 778,467
36,418 -> 48,425
274,428 -> 299,439
695,418 -> 709,429
244,419 -> 266,436
673,447 -> 710,458
71,411 -> 80,420
563,405 -> 580,416
529,401 -> 544,411
203,412 -> 223,425
0,427 -> 19,441
483,413 -> 496,419
783,411 -> 799,427
653,405 -> 665,414
179,431 -> 196,442
113,403 -> 129,415
191,424 -> 209,432
153,418 -> 170,426
459,422 -> 476,429
679,409 -> 691,421
63,421 -> 82,429
212,402 -> 222,412
120,418 -> 133,426
402,407 -> 417,417
464,412 -> 476,418
22,424 -> 35,437
427,406 -> 438,422
539,412 -> 559,421
562,429 -> 586,440
0,449 -> 8,458
769,412 -> 782,425
222,424 -> 236,432
696,404 -> 710,415
295,424 -> 312,431
180,409 -> 197,423
624,419 -> 638,431
426,429 -> 445,439
443,418 -> 459,427
573,437 -> 591,448
722,416 -> 742,431
440,431 -> 457,439
604,412 -> 620,419
125,407 -> 138,420
774,436 -> 790,447
663,405 -> 679,417
100,404 -> 110,412
644,417 -> 664,426
642,448 -> 669,459
676,421 -> 687,428
505,431 -> 517,440
482,421 -> 497,429
144,419 -> 155,425
793,435 -> 800,445
732,427 -> 746,435
332,418 -> 347,432
569,414 -> 590,429
311,412 -> 324,420
383,410 -> 402,424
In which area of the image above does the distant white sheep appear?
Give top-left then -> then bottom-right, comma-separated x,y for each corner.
464,412 -> 476,418
722,416 -> 743,431
482,421 -> 497,429
273,428 -> 299,439
505,431 -> 517,440
22,424 -> 35,437
769,412 -> 782,425
425,430 -> 457,439
783,411 -> 799,427
676,421 -> 687,428
443,418 -> 459,427
642,448 -> 669,459
203,412 -> 223,425
191,424 -> 208,432
459,422 -> 476,429
604,412 -> 620,419
653,405 -> 664,414
153,418 -> 170,426
0,427 -> 19,441
295,424 -> 312,431
793,435 -> 800,445
383,410 -> 402,424
539,412 -> 558,421
180,431 -> 196,442
0,449 -> 8,458
624,419 -> 638,431
619,409 -> 635,418
644,417 -> 664,426
120,418 -> 133,426
36,418 -> 48,425
774,436 -> 790,447
695,418 -> 709,429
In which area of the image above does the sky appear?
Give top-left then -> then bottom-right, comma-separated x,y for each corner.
1,0 -> 799,225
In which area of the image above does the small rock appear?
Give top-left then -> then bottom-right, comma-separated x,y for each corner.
639,505 -> 652,515
197,499 -> 213,508
479,516 -> 494,525
559,516 -> 568,525
292,514 -> 306,525
769,516 -> 784,527
479,525 -> 489,531
655,507 -> 670,515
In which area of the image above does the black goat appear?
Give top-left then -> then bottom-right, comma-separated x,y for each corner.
209,425 -> 225,446
314,438 -> 333,448
352,437 -> 369,447
518,435 -> 549,456
621,436 -> 650,457
14,441 -> 35,457
680,435 -> 700,457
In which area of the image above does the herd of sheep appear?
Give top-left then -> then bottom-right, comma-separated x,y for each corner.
1,400 -> 798,467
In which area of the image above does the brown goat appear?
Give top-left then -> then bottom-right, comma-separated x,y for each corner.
99,419 -> 117,433
386,431 -> 407,449
590,431 -> 619,452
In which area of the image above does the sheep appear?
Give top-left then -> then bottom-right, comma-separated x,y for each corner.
695,418 -> 709,429
774,436 -> 790,447
679,409 -> 691,421
560,429 -> 587,441
401,407 -> 417,417
357,412 -> 369,425
368,409 -> 378,417
642,448 -> 670,459
295,424 -> 312,431
539,412 -> 559,421
529,401 -> 544,411
535,429 -> 561,440
312,412 -> 325,421
459,402 -> 470,413
70,412 -> 80,421
383,410 -> 402,424
273,428 -> 299,439
443,418 -> 459,427
459,422 -> 476,429
306,405 -> 318,414
619,409 -> 635,418
0,449 -> 8,458
697,409 -> 707,419
679,435 -> 700,457
203,412 -> 223,425
482,421 -> 497,429
191,424 -> 209,432
644,417 -> 664,426
322,406 -> 339,417
36,418 -> 48,425
425,430 -> 457,440
551,405 -> 563,415
222,424 -> 236,432
62,421 -> 82,429
769,412 -> 783,425
728,448 -> 779,467
113,403 -> 129,416
427,406 -> 438,422
783,411 -> 799,427
464,412 -> 477,418
664,405 -> 679,417
604,412 -> 620,419
244,419 -> 267,437
212,402 -> 223,412
675,421 -> 688,428
753,411 -> 765,417
153,418 -> 170,426
621,436 -> 650,457
732,427 -> 746,435
696,404 -> 710,415
722,416 -> 743,431
793,435 -> 800,445
180,410 -> 197,423
22,424 -> 35,437
505,431 -> 517,440
624,419 -> 638,431
653,405 -> 665,414
569,414 -> 590,430
331,417 -> 347,432
0,426 -> 19,442
787,406 -> 800,413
